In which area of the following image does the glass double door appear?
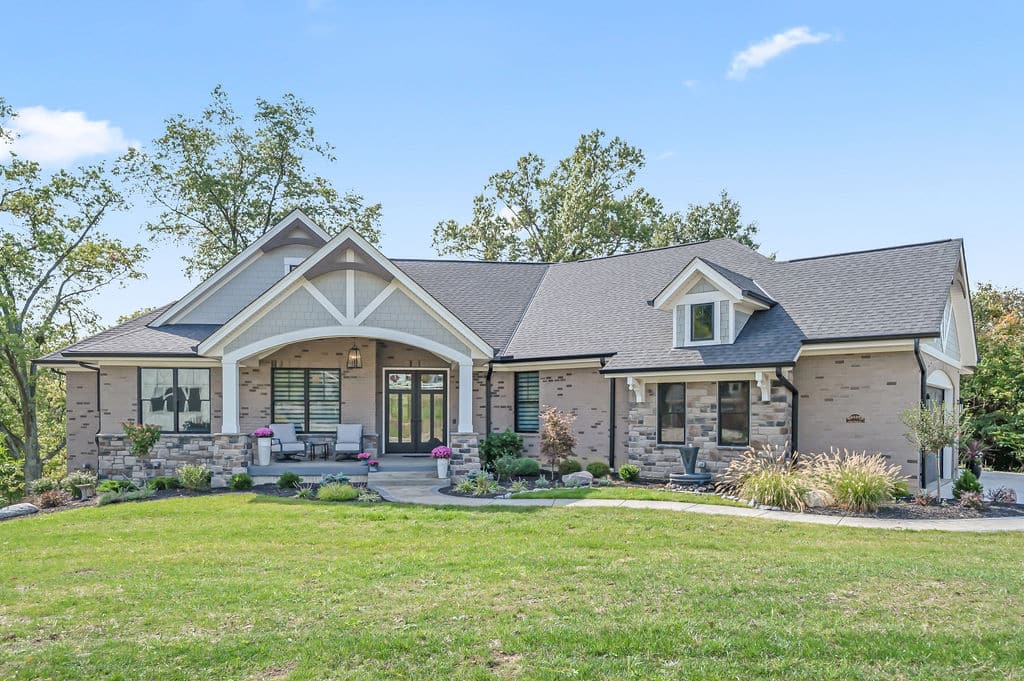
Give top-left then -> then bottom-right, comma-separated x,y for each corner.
385,370 -> 447,453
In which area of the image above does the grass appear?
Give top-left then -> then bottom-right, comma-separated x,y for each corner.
1,494 -> 1023,680
512,485 -> 748,506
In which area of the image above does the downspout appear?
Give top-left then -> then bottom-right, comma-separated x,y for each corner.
774,367 -> 799,455
603,358 -> 616,469
913,338 -> 928,488
484,361 -> 494,437
77,362 -> 101,469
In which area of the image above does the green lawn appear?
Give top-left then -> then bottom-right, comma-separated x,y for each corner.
2,495 -> 1023,680
512,486 -> 747,506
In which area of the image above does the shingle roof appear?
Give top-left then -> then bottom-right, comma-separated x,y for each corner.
38,237 -> 965,372
701,260 -> 775,305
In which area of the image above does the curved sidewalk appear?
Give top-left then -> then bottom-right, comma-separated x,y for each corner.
370,479 -> 1024,533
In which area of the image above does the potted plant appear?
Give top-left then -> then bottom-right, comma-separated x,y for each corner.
253,427 -> 274,466
367,459 -> 381,472
357,452 -> 372,465
961,439 -> 986,478
431,445 -> 452,478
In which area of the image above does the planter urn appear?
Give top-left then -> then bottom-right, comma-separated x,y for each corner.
969,461 -> 982,478
256,437 -> 272,466
436,458 -> 450,479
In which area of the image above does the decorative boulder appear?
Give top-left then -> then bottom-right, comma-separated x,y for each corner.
805,489 -> 834,509
562,471 -> 594,487
0,503 -> 40,521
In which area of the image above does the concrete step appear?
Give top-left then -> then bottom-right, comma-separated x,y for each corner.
368,470 -> 443,486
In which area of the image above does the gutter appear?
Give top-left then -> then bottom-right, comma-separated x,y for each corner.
913,339 -> 928,488
602,357 -> 616,469
774,367 -> 799,455
491,352 -> 615,364
602,361 -> 795,375
77,362 -> 101,470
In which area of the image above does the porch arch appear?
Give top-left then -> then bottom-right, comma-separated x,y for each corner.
219,326 -> 475,436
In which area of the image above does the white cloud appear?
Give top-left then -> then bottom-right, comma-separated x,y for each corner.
727,27 -> 831,80
2,106 -> 134,166
682,80 -> 699,90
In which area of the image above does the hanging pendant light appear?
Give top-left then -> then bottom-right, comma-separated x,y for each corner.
347,344 -> 363,369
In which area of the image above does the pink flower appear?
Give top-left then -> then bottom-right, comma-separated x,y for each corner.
356,452 -> 372,461
431,446 -> 452,459
368,459 -> 380,466
252,427 -> 274,438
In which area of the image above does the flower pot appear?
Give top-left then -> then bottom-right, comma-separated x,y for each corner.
436,458 -> 450,479
368,464 -> 379,472
256,437 -> 272,466
969,461 -> 982,478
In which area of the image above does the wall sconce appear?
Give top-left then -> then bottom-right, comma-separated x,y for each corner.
347,345 -> 362,369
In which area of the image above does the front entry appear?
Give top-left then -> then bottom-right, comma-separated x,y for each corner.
384,370 -> 447,453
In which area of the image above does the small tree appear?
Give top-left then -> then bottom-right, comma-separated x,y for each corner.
540,406 -> 576,477
900,403 -> 962,500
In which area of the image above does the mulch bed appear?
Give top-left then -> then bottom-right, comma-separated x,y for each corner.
806,500 -> 1024,520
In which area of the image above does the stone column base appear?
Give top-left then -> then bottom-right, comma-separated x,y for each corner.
450,432 -> 481,478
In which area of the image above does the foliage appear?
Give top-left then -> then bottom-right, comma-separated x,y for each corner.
509,479 -> 530,494
470,475 -> 499,496
961,440 -> 986,466
911,492 -> 935,506
453,478 -> 475,494
491,455 -> 518,481
958,491 -> 986,510
432,129 -> 759,262
510,457 -> 541,477
321,473 -> 350,485
37,489 -> 72,508
277,471 -> 301,489
316,482 -> 359,502
807,449 -> 903,513
719,445 -> 809,511
97,486 -> 154,506
294,483 -> 316,499
27,477 -> 60,495
0,101 -> 146,483
961,283 -> 1024,470
512,486 -> 747,506
0,454 -> 25,504
97,479 -> 136,493
228,473 -> 254,490
618,464 -> 641,482
558,458 -> 582,475
121,422 -> 163,458
479,429 -> 523,469
123,85 -> 382,278
146,476 -> 182,491
952,470 -> 983,499
986,487 -> 1017,505
540,407 -> 576,475
562,477 -> 586,488
177,464 -> 211,491
900,403 -> 962,498
891,479 -> 910,499
532,476 -> 550,489
356,489 -> 382,503
586,462 -> 611,478
63,470 -> 97,498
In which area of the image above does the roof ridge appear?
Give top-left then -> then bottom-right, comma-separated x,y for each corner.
393,258 -> 550,266
782,238 -> 960,263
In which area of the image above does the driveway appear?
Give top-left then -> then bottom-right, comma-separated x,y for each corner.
980,470 -> 1024,499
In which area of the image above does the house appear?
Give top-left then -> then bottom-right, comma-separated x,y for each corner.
36,211 -> 976,489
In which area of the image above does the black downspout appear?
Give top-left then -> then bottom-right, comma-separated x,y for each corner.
77,362 -> 101,469
484,362 -> 494,437
605,360 -> 616,469
775,367 -> 799,455
913,338 -> 928,488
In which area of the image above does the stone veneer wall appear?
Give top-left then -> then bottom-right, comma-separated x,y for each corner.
97,433 -> 250,487
626,380 -> 792,480
449,432 -> 481,477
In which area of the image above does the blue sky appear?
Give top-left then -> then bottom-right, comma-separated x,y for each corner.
3,1 -> 1022,323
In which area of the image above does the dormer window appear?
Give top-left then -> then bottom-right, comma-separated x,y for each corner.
690,303 -> 715,342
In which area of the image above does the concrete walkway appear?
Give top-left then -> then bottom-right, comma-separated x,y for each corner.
369,478 -> 1024,533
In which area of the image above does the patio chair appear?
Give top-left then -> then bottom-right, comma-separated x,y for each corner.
334,423 -> 364,460
269,423 -> 306,461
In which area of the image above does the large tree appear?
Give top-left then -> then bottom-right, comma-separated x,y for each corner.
432,129 -> 759,261
0,99 -> 146,482
126,85 -> 382,279
961,282 -> 1024,469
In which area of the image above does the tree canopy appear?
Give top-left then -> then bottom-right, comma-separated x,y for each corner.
432,129 -> 760,262
125,85 -> 382,279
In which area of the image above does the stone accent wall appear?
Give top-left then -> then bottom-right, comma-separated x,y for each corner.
449,432 -> 481,477
626,380 -> 792,480
66,371 -> 99,472
97,434 -> 250,487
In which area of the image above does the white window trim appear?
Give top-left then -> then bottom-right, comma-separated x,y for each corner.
676,291 -> 721,347
283,256 -> 306,274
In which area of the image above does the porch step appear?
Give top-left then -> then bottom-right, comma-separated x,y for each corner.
368,470 -> 442,486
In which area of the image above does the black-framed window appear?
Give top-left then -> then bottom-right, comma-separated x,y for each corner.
272,368 -> 341,433
138,368 -> 211,433
718,381 -> 750,447
514,371 -> 540,433
691,303 -> 715,341
657,383 -> 686,444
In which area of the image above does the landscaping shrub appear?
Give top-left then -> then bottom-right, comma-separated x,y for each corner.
719,445 -> 808,511
541,407 -> 576,475
277,471 -> 301,489
471,475 -> 499,496
27,478 -> 60,495
533,476 -> 550,489
454,478 -> 475,494
952,470 -> 983,499
558,459 -> 582,475
511,457 -> 541,476
62,470 -> 98,497
912,492 -> 935,506
618,464 -> 640,482
121,422 -> 163,458
0,457 -> 25,505
357,489 -> 382,503
97,479 -> 137,494
586,462 -> 611,478
294,483 -> 316,499
321,473 -> 350,485
98,487 -> 154,506
317,482 -> 358,502
987,486 -> 1018,505
37,489 -> 72,508
959,491 -> 986,510
229,473 -> 254,490
890,479 -> 910,499
177,464 -> 211,491
146,476 -> 182,491
510,479 -> 529,493
808,449 -> 903,513
480,429 -> 524,469
492,455 -> 518,481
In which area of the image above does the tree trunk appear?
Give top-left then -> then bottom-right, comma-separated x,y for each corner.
933,450 -> 943,501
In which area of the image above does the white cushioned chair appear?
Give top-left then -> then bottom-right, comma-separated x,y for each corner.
270,423 -> 306,461
334,424 -> 364,459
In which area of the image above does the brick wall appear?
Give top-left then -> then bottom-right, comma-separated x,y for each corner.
66,371 -> 99,472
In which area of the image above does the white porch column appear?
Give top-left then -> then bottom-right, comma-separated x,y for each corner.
221,360 -> 240,434
457,360 -> 474,434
